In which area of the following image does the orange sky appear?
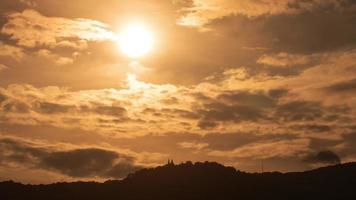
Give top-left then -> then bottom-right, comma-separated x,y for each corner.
0,0 -> 356,183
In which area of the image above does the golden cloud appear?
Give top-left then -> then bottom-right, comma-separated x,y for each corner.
0,42 -> 24,60
1,9 -> 116,48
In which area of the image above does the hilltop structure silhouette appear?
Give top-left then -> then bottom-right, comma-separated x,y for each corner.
167,159 -> 175,166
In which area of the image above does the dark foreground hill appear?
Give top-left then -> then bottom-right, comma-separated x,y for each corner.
1,161 -> 356,200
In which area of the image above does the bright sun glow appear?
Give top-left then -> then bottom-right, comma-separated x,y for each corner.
118,23 -> 154,58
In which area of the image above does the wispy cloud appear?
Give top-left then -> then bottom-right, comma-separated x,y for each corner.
1,9 -> 117,49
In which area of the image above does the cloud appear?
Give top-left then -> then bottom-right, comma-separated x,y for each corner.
0,47 -> 355,176
41,148 -> 132,178
2,101 -> 30,114
205,7 -> 356,54
257,52 -> 314,67
0,0 -> 32,13
177,0 -> 353,27
88,105 -> 127,118
19,0 -> 37,7
178,142 -> 209,151
268,89 -> 288,98
303,150 -> 341,165
34,101 -> 75,114
0,0 -> 354,182
0,137 -> 142,179
195,90 -> 285,128
35,49 -> 74,66
0,64 -> 8,72
0,43 -> 24,60
0,54 -> 354,137
197,120 -> 218,129
0,90 -> 30,113
276,101 -> 323,122
217,90 -> 277,108
0,91 -> 7,103
1,9 -> 116,48
177,0 -> 293,26
198,102 -> 264,123
0,82 -> 165,137
209,139 -> 310,159
323,78 -> 356,93
290,124 -> 331,133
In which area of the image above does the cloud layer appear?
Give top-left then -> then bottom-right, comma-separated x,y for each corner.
0,0 -> 355,183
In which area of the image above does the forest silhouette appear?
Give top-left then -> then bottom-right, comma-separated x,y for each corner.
1,161 -> 356,200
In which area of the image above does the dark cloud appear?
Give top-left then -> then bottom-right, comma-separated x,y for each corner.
268,88 -> 289,98
0,138 -> 47,165
0,92 -> 7,103
303,150 -> 341,165
195,89 -> 352,128
198,102 -> 263,123
286,0 -> 355,12
336,132 -> 356,159
276,101 -> 323,122
290,124 -> 332,133
197,120 -> 218,129
40,148 -> 118,177
78,105 -> 127,118
323,78 -> 356,93
35,101 -> 74,114
276,101 -> 352,123
193,89 -> 353,129
208,3 -> 356,54
218,91 -> 277,108
144,107 -> 199,119
2,100 -> 30,113
160,108 -> 200,119
90,105 -> 127,118
0,138 -> 141,179
42,148 -> 141,179
196,90 -> 284,127
33,101 -> 128,118
309,138 -> 342,152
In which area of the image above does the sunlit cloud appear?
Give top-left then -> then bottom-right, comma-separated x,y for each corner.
35,49 -> 73,65
1,9 -> 117,48
0,43 -> 24,61
257,52 -> 316,67
178,141 -> 209,151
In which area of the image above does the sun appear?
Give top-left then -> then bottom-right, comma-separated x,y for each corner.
118,23 -> 154,58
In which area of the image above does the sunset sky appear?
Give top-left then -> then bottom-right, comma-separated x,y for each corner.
0,0 -> 355,183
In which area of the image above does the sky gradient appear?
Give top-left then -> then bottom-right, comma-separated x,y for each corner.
0,0 -> 355,183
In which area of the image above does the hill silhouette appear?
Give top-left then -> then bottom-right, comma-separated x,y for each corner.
1,161 -> 356,200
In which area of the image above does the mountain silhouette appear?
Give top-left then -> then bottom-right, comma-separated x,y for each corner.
1,161 -> 356,200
